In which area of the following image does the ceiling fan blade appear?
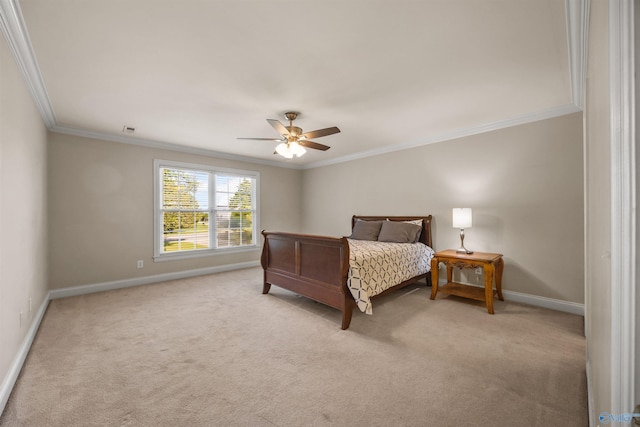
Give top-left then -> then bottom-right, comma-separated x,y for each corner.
301,126 -> 340,140
299,140 -> 330,151
237,137 -> 284,141
267,119 -> 290,137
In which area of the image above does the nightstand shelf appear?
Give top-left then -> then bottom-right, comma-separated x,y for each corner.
438,281 -> 495,301
430,250 -> 504,314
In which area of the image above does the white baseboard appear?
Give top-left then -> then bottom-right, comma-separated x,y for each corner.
0,293 -> 50,415
501,288 -> 584,316
437,279 -> 585,316
49,260 -> 260,300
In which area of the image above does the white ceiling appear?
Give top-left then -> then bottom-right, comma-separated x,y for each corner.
4,0 -> 582,168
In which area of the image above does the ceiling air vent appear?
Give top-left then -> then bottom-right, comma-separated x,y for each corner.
122,125 -> 136,134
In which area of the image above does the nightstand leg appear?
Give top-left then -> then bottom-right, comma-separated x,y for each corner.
495,258 -> 504,301
430,258 -> 439,300
484,264 -> 495,314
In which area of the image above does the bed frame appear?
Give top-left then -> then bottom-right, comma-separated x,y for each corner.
260,215 -> 433,330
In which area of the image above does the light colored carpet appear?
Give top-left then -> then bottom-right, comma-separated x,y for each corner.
1,267 -> 587,426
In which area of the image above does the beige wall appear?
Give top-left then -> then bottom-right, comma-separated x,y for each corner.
0,34 -> 48,404
47,133 -> 303,289
301,113 -> 584,303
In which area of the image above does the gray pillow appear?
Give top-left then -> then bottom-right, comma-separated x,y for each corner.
349,220 -> 383,241
377,221 -> 422,243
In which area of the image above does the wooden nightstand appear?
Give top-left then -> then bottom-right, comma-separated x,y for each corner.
430,250 -> 504,314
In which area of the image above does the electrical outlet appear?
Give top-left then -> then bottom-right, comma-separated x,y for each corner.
136,260 -> 144,269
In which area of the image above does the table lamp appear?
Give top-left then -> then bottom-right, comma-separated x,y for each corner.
452,208 -> 473,254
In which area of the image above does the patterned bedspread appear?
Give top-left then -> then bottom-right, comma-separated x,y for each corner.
347,239 -> 435,315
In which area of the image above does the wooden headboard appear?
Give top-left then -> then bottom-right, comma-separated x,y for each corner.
351,215 -> 433,248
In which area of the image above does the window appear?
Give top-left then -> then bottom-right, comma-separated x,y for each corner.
154,160 -> 259,260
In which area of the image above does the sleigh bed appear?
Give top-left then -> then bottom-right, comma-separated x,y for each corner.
260,215 -> 434,330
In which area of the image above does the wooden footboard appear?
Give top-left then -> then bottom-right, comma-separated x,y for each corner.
260,231 -> 354,329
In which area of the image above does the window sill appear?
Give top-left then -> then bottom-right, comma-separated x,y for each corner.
153,245 -> 260,262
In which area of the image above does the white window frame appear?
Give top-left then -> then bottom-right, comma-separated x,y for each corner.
153,159 -> 260,261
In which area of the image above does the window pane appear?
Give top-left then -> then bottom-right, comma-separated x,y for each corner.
242,228 -> 252,245
215,175 -> 254,211
241,212 -> 252,226
163,212 -> 181,252
216,193 -> 229,208
163,212 -> 209,252
194,173 -> 208,210
230,213 -> 240,228
215,210 -> 254,248
241,212 -> 253,245
217,229 -> 229,248
216,211 -> 230,228
229,229 -> 241,246
193,212 -> 210,250
162,168 -> 206,210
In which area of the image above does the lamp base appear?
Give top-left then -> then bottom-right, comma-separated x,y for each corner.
456,228 -> 473,254
456,247 -> 474,254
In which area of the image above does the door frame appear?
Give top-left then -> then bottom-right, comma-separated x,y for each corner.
609,0 -> 636,415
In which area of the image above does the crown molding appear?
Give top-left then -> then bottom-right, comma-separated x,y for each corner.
0,0 -> 55,128
50,125 -> 301,169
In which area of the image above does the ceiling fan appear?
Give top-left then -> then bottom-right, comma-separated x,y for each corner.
238,112 -> 340,158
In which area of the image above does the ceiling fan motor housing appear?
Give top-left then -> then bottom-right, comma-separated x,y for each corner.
287,126 -> 303,139
284,111 -> 299,121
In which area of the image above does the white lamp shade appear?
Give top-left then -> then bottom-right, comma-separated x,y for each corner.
275,142 -> 293,159
289,141 -> 306,157
452,208 -> 472,228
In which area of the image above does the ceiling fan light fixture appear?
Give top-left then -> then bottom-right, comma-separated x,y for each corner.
275,142 -> 293,159
289,141 -> 306,157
